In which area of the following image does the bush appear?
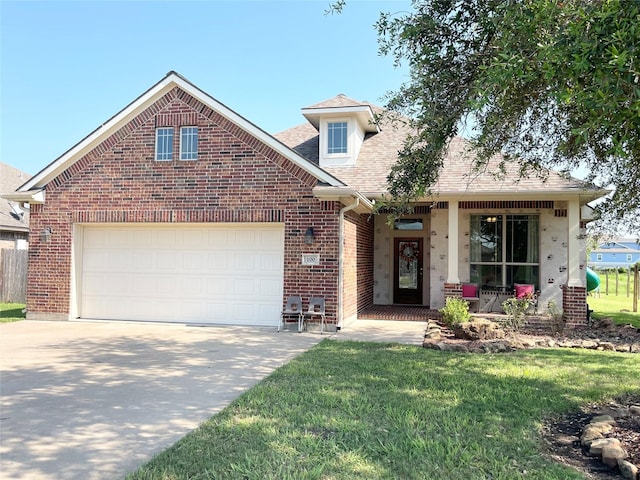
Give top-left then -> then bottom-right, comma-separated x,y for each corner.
546,299 -> 566,335
501,296 -> 530,333
440,297 -> 471,329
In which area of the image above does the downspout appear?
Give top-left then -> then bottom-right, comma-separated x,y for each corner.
338,197 -> 360,329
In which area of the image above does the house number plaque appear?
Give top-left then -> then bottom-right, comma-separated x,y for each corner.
302,254 -> 320,266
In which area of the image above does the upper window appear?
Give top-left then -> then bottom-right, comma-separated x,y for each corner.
596,253 -> 603,261
469,214 -> 539,289
327,121 -> 348,154
155,127 -> 174,161
627,254 -> 633,262
180,126 -> 198,160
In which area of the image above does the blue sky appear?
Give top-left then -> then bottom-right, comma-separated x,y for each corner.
1,0 -> 411,176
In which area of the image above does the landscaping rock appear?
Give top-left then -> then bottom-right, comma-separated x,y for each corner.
589,437 -> 621,455
598,341 -> 616,351
591,414 -> 616,424
453,319 -> 505,340
630,405 -> 640,416
424,330 -> 442,340
581,339 -> 599,349
587,421 -> 614,434
618,459 -> 639,480
581,423 -> 612,447
602,444 -> 628,467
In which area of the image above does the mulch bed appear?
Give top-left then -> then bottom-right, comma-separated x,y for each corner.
542,393 -> 640,479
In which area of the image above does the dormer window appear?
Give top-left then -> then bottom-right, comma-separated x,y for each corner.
319,118 -> 357,166
301,95 -> 380,168
327,121 -> 348,154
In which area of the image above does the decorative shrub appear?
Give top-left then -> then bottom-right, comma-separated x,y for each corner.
546,299 -> 566,335
501,295 -> 532,332
440,297 -> 471,329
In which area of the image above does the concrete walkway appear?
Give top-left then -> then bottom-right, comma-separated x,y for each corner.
0,319 -> 425,479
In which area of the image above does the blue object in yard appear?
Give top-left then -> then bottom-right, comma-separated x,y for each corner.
586,267 -> 600,292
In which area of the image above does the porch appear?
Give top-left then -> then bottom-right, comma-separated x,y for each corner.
358,305 -> 553,331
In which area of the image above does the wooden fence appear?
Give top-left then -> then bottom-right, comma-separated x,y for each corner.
595,265 -> 639,313
0,249 -> 28,303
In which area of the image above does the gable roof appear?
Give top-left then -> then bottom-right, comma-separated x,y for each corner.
595,238 -> 640,251
10,72 -> 345,202
0,163 -> 30,232
301,94 -> 379,133
276,98 -> 609,204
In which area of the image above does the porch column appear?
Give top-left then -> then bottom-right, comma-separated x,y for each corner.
446,200 -> 460,284
567,198 -> 581,287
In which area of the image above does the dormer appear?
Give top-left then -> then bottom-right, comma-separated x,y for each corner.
301,94 -> 380,167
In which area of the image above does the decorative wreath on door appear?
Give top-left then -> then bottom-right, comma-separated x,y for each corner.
398,242 -> 419,264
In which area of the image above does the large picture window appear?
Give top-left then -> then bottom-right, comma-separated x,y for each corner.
469,215 -> 539,289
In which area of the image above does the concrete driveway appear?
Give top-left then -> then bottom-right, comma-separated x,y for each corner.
0,318 -> 426,480
0,320 -> 324,480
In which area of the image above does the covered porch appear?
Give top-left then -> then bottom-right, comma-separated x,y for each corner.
357,304 -> 553,331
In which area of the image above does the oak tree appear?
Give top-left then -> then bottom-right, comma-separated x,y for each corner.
337,0 -> 640,232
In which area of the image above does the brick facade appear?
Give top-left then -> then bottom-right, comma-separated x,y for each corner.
562,285 -> 588,327
26,86 -> 342,324
341,210 -> 374,324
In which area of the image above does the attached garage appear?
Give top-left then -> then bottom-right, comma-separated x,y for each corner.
75,223 -> 284,326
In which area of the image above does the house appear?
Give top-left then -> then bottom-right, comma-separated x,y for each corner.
3,72 -> 608,328
0,162 -> 30,250
589,238 -> 640,270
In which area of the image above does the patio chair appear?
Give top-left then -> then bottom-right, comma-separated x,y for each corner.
303,296 -> 326,334
461,283 -> 480,313
513,283 -> 539,314
279,295 -> 303,333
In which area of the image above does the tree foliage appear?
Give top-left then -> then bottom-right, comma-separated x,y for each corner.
369,0 -> 639,232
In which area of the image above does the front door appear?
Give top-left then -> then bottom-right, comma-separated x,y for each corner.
393,238 -> 423,304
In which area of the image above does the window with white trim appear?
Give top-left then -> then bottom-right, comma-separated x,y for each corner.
627,254 -> 633,262
155,127 -> 174,161
596,253 -> 603,261
180,126 -> 198,160
469,214 -> 540,289
327,121 -> 348,154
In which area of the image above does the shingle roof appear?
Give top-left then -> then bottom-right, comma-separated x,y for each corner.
275,97 -> 603,200
0,163 -> 31,231
303,94 -> 368,109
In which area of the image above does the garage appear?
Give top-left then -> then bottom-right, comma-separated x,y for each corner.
77,224 -> 284,326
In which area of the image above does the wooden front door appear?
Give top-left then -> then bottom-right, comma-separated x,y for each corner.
393,238 -> 423,304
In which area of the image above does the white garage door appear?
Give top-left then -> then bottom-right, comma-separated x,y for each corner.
79,224 -> 284,326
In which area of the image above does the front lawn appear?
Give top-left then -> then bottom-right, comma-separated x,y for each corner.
126,341 -> 640,480
588,293 -> 640,328
0,303 -> 25,323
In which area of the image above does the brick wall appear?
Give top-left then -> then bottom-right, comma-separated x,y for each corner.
26,86 -> 341,323
562,285 -> 588,327
444,283 -> 462,299
341,210 -> 374,324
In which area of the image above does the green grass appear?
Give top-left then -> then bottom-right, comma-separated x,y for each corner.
0,303 -> 25,323
588,293 -> 640,328
126,341 -> 640,480
587,269 -> 639,327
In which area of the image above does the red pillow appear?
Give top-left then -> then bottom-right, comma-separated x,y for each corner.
462,284 -> 478,298
514,283 -> 534,299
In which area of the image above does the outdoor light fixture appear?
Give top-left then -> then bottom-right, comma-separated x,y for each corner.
40,227 -> 52,243
304,227 -> 315,245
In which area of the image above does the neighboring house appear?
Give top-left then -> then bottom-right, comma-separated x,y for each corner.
0,162 -> 30,249
3,72 -> 608,328
589,238 -> 640,270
